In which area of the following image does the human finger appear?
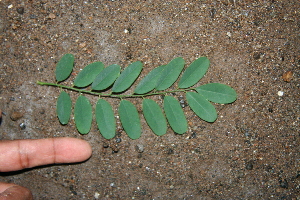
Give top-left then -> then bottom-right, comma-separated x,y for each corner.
0,137 -> 92,172
0,182 -> 33,200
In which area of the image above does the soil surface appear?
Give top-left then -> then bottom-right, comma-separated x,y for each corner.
0,0 -> 299,199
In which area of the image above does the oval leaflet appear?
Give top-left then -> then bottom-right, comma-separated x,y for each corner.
74,95 -> 93,134
118,100 -> 141,139
56,91 -> 72,125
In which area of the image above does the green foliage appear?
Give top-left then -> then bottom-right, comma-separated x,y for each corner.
178,57 -> 210,88
74,62 -> 104,87
134,65 -> 165,94
195,83 -> 237,104
38,54 -> 237,139
186,92 -> 217,122
56,91 -> 72,125
92,64 -> 121,91
112,61 -> 143,93
55,54 -> 74,82
74,95 -> 92,134
142,98 -> 167,136
95,99 -> 116,139
119,100 -> 141,139
163,96 -> 187,134
156,57 -> 185,91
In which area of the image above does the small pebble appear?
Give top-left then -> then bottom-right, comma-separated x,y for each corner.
48,13 -> 56,19
19,122 -> 26,130
279,179 -> 288,189
16,7 -> 25,15
245,161 -> 254,170
135,144 -> 144,153
10,111 -> 23,121
282,71 -> 293,82
94,192 -> 100,199
277,91 -> 284,96
115,138 -> 122,143
253,52 -> 261,60
103,143 -> 109,148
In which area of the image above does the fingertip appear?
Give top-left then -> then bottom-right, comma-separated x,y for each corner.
54,137 -> 92,163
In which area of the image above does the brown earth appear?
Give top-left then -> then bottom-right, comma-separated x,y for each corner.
0,0 -> 299,199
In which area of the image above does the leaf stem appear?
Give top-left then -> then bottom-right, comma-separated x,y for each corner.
37,81 -> 194,98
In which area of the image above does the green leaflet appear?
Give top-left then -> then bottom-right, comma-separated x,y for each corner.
156,57 -> 185,91
163,96 -> 187,134
195,83 -> 237,104
118,100 -> 141,139
134,65 -> 165,94
92,64 -> 121,91
178,57 -> 210,88
186,92 -> 217,123
55,54 -> 74,82
112,61 -> 143,93
56,91 -> 72,125
142,99 -> 167,136
74,95 -> 93,134
73,62 -> 104,87
95,99 -> 116,139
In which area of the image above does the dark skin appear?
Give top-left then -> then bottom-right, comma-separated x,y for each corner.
0,138 -> 92,200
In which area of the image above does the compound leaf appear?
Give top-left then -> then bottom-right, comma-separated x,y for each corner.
74,62 -> 104,87
74,95 -> 92,134
55,54 -> 74,82
196,83 -> 237,104
92,64 -> 121,91
118,100 -> 141,139
156,57 -> 185,91
178,57 -> 210,88
186,92 -> 217,123
56,91 -> 72,125
143,98 -> 167,136
163,96 -> 187,134
95,99 -> 116,139
112,61 -> 143,93
134,65 -> 165,94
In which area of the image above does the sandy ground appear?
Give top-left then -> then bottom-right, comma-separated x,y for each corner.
0,0 -> 299,199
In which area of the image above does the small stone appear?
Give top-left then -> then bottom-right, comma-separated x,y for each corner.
94,192 -> 100,199
277,91 -> 284,96
10,111 -> 23,121
282,71 -> 293,82
48,13 -> 56,19
253,52 -> 261,60
79,42 -> 86,48
135,144 -> 144,153
103,143 -> 109,148
16,7 -> 25,15
115,138 -> 122,143
245,161 -> 254,170
279,179 -> 288,189
19,122 -> 26,130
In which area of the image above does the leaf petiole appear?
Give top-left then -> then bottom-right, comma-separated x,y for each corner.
37,81 -> 194,98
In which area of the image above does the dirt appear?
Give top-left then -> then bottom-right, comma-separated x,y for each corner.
0,0 -> 299,199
